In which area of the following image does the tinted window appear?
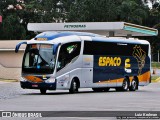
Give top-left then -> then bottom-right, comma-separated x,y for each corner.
57,42 -> 81,71
83,41 -> 148,56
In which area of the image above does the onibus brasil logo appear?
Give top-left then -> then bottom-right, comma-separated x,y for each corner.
132,45 -> 146,75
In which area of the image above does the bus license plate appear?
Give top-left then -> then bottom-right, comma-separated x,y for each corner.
32,84 -> 38,87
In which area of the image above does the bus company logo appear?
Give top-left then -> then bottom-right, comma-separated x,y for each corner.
64,24 -> 86,29
132,45 -> 146,75
98,57 -> 121,67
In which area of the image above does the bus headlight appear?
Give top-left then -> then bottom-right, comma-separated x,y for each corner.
45,77 -> 55,83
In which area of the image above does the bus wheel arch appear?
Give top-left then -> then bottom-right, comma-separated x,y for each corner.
129,76 -> 139,91
69,77 -> 80,93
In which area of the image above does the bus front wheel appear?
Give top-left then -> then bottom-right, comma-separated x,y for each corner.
40,89 -> 47,94
69,79 -> 79,93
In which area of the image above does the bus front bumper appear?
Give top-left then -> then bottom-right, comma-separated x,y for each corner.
20,81 -> 56,90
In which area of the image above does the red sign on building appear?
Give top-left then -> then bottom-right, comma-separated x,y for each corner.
0,16 -> 2,23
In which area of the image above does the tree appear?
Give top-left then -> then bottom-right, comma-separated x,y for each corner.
118,0 -> 148,25
67,0 -> 122,22
139,0 -> 160,61
143,0 -> 159,8
0,0 -> 159,44
0,0 -> 26,40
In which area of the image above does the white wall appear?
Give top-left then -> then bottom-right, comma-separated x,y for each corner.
0,51 -> 24,80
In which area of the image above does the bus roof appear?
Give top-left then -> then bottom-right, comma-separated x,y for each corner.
30,31 -> 149,45
28,22 -> 158,36
35,31 -> 101,40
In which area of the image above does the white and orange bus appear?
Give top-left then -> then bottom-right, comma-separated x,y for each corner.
15,22 -> 158,94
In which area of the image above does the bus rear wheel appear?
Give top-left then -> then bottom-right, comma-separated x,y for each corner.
69,79 -> 79,94
116,78 -> 129,91
129,78 -> 138,91
121,78 -> 129,91
40,89 -> 47,94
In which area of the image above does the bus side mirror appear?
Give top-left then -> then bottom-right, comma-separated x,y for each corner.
15,41 -> 27,53
53,43 -> 61,55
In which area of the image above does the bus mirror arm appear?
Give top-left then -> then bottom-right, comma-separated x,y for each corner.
53,43 -> 61,55
15,41 -> 27,53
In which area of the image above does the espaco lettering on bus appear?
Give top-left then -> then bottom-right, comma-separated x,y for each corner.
98,57 -> 121,66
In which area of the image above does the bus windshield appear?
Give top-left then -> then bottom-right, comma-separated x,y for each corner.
22,44 -> 55,74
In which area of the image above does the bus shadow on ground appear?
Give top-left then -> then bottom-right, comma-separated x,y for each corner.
22,89 -> 147,96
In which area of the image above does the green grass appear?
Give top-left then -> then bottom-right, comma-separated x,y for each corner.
152,76 -> 160,82
152,62 -> 160,68
152,76 -> 159,80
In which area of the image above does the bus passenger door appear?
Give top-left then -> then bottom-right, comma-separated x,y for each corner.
56,41 -> 82,89
81,55 -> 93,87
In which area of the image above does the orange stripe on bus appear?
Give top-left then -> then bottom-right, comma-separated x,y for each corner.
138,71 -> 150,82
24,76 -> 43,83
97,71 -> 150,84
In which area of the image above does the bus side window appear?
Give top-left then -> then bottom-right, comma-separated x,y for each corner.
57,42 -> 81,71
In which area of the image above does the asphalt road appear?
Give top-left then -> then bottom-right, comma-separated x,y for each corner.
0,82 -> 160,120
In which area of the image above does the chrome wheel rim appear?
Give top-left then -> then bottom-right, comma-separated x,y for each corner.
123,80 -> 128,90
132,80 -> 136,89
73,81 -> 77,90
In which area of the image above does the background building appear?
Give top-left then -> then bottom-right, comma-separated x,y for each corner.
0,40 -> 26,80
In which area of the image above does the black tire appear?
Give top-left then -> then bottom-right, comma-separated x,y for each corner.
40,89 -> 47,94
116,78 -> 129,91
69,79 -> 78,93
129,78 -> 138,91
121,78 -> 129,91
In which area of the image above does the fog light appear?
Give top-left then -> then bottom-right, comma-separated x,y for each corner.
20,77 -> 27,82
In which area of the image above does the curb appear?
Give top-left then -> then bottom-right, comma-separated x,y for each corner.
154,77 -> 160,82
0,79 -> 18,82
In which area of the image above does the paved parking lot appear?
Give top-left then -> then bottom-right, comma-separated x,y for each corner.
0,82 -> 160,119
